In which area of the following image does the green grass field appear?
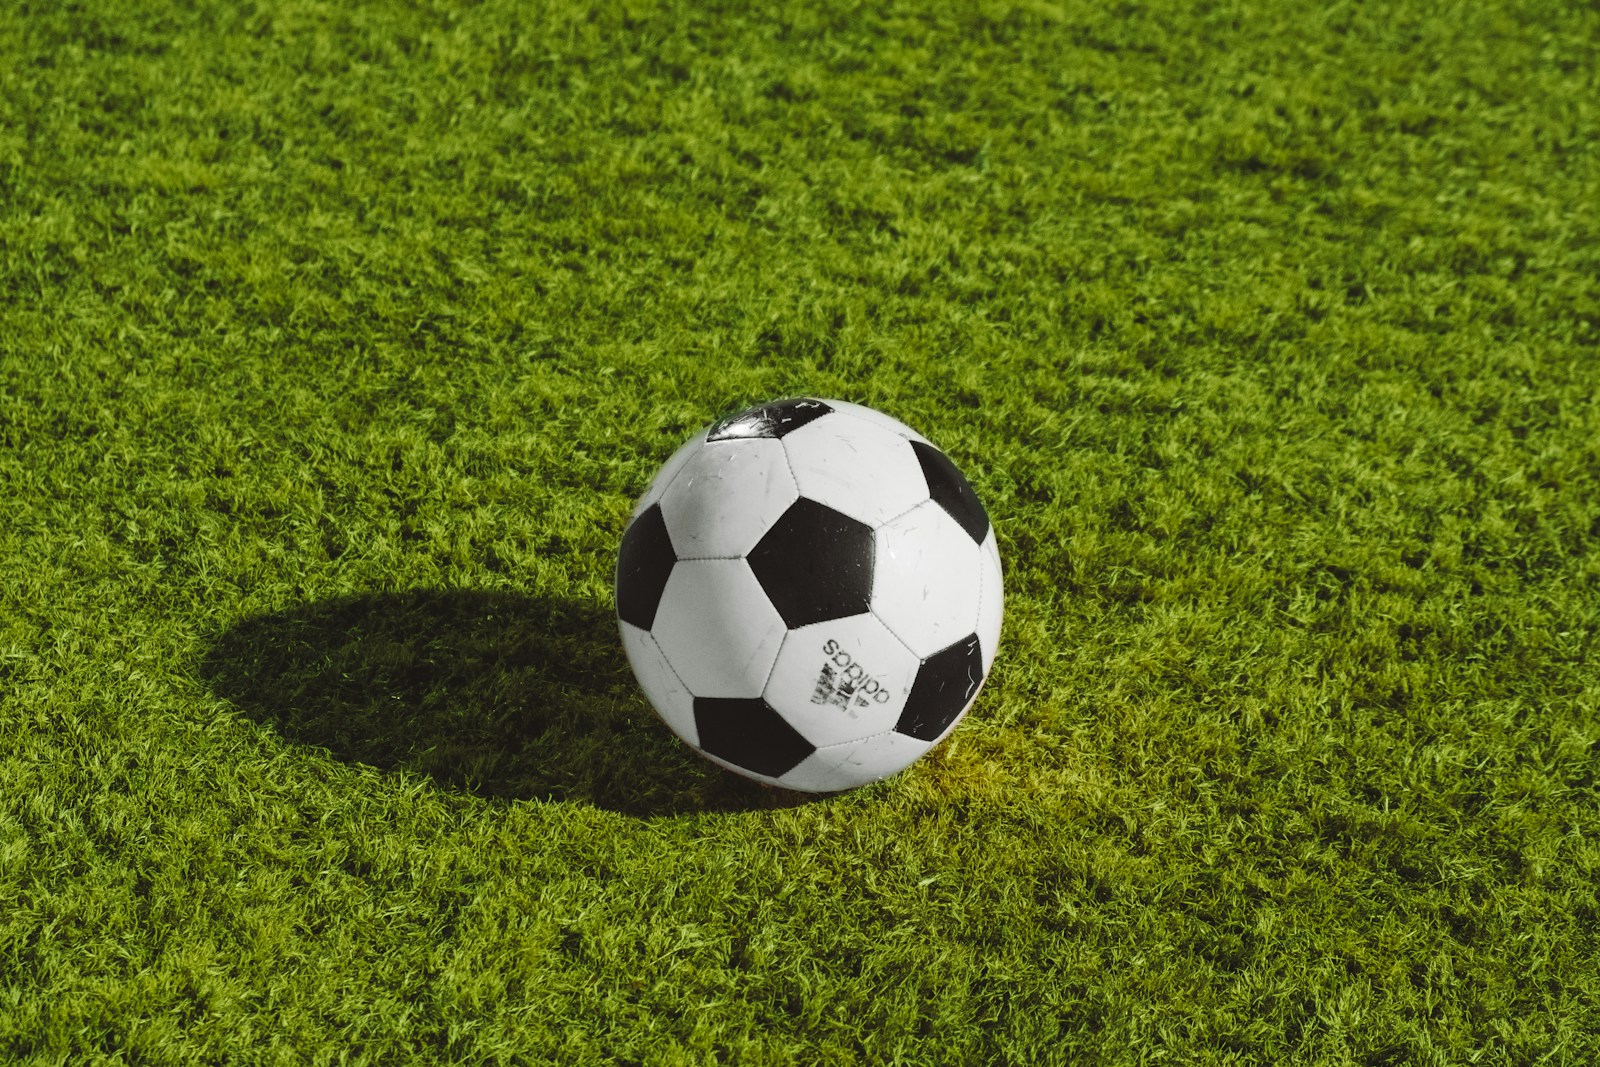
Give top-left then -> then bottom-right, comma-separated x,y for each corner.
3,1 -> 1598,1063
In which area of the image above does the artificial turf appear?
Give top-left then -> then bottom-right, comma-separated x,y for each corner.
2,0 -> 1597,1063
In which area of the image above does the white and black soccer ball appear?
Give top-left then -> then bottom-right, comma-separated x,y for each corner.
616,398 -> 1002,793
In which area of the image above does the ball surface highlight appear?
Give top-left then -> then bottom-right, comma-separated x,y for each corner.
616,398 -> 1002,792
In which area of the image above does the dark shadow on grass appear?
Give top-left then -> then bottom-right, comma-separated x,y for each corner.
200,589 -> 821,818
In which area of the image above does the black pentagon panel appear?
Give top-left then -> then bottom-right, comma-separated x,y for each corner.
615,504 -> 677,630
694,697 -> 816,777
896,634 -> 983,742
910,440 -> 989,544
707,398 -> 833,442
747,498 -> 874,628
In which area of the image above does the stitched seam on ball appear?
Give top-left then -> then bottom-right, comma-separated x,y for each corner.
831,405 -> 922,444
777,434 -> 803,497
813,725 -> 924,751
878,495 -> 933,532
674,553 -> 747,562
757,627 -> 789,704
650,431 -> 706,507
811,685 -> 981,753
700,748 -> 783,785
870,606 -> 924,662
637,630 -> 699,744
653,634 -> 694,697
774,433 -> 802,502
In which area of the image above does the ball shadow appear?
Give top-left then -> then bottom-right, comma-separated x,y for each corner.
200,589 -> 821,817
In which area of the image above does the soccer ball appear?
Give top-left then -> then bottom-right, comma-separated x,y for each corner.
615,398 -> 1003,792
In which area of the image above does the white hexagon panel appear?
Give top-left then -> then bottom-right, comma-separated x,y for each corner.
826,399 -> 933,446
659,437 -> 798,560
781,415 -> 930,528
619,621 -> 697,746
871,499 -> 982,659
630,429 -> 707,521
652,559 -> 786,698
976,530 -> 1003,675
762,612 -> 921,748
